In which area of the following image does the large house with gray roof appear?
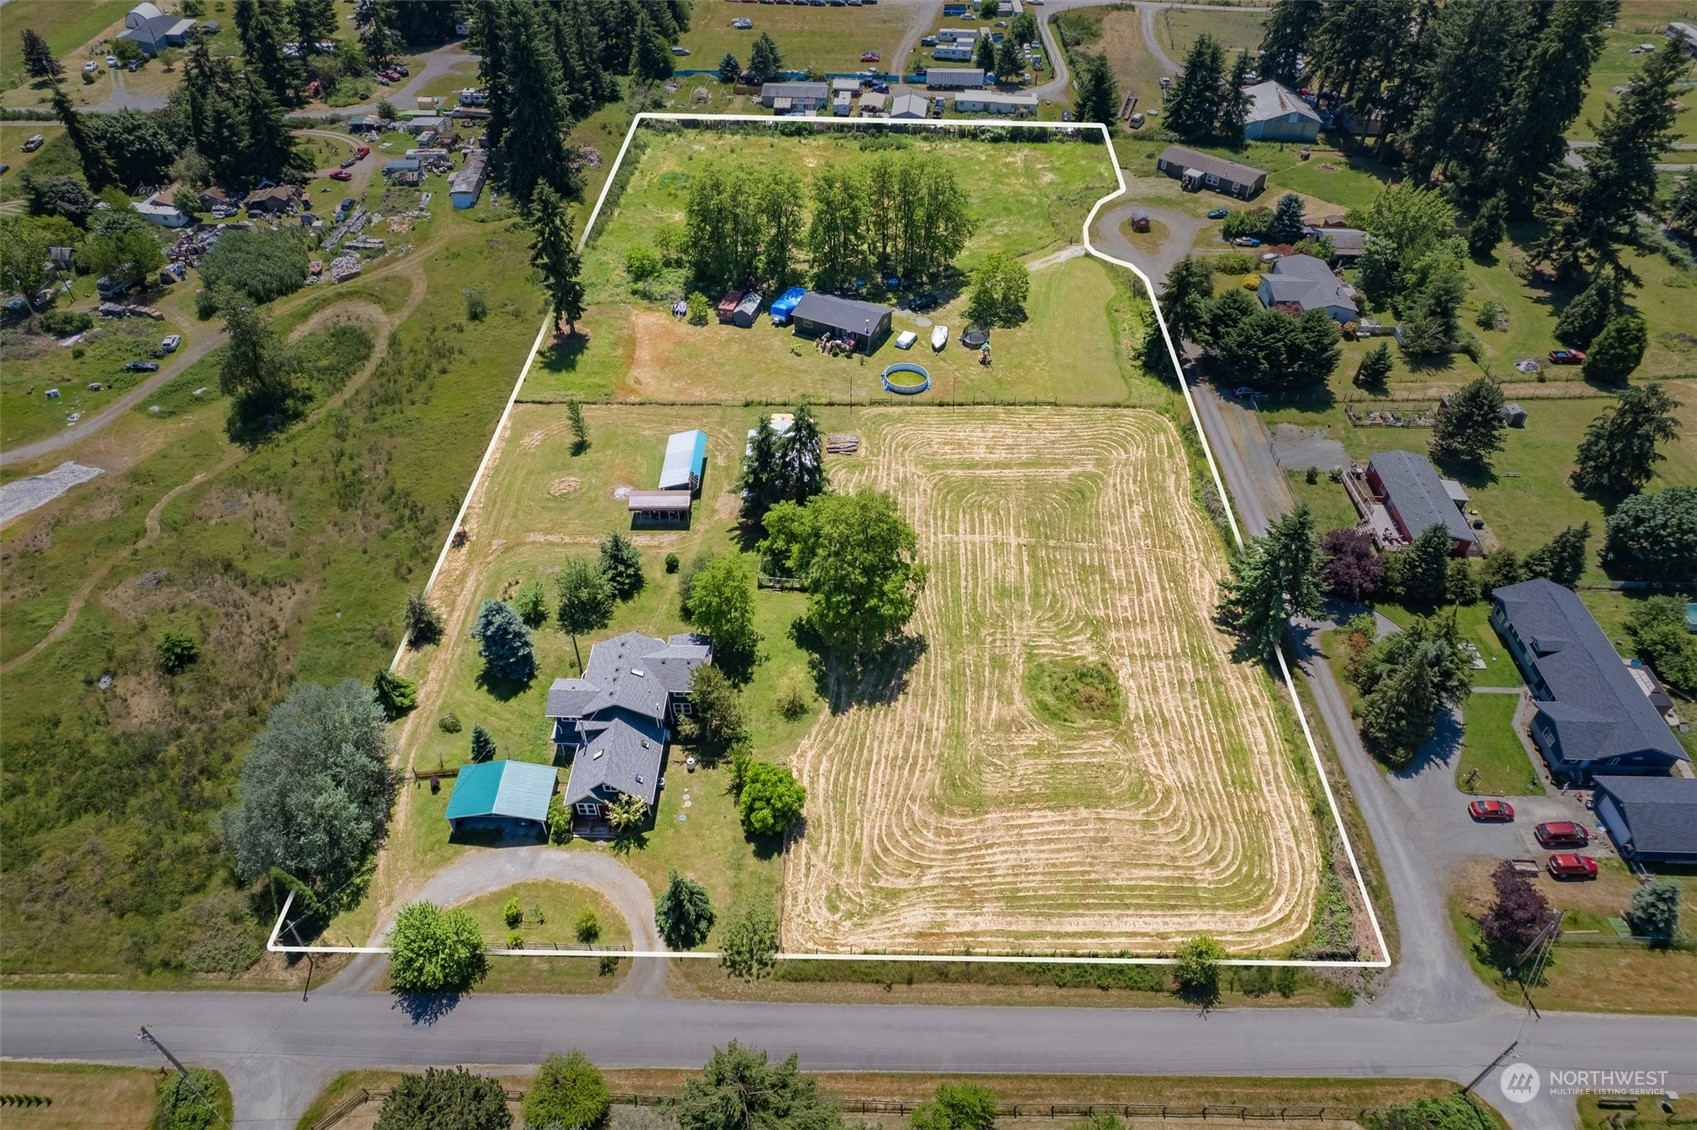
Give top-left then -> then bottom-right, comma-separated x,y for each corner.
1365,449 -> 1477,556
1490,579 -> 1689,784
1258,254 -> 1359,322
1594,776 -> 1697,864
1242,80 -> 1323,141
545,631 -> 712,837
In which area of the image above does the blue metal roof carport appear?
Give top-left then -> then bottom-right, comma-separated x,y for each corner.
770,286 -> 806,324
659,429 -> 708,495
445,760 -> 557,834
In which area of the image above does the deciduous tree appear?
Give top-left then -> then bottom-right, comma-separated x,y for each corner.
718,898 -> 780,979
223,680 -> 394,885
1479,861 -> 1552,959
1321,527 -> 1383,603
1174,936 -> 1225,1005
524,1052 -> 610,1130
1628,597 -> 1697,696
599,531 -> 645,601
964,252 -> 1030,328
1601,487 -> 1697,582
655,870 -> 715,949
389,902 -> 487,992
913,1084 -> 998,1130
556,557 -> 614,670
218,298 -> 304,438
738,761 -> 806,837
686,557 -> 759,678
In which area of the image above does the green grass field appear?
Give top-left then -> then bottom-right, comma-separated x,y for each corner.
1152,6 -> 1267,62
0,1 -> 129,90
1569,20 -> 1697,144
679,0 -> 914,77
451,879 -> 631,993
1455,692 -> 1542,797
783,408 -> 1325,955
0,163 -> 550,978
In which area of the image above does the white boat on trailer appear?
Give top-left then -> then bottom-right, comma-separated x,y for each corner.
931,325 -> 948,351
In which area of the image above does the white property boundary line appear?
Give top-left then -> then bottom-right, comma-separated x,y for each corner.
329,111 -> 1387,971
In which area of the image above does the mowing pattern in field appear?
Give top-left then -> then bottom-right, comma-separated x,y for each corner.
784,409 -> 1321,954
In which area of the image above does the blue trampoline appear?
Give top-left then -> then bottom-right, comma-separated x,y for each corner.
882,363 -> 930,395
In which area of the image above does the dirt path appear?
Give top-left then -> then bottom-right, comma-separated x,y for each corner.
326,847 -> 668,999
1025,244 -> 1088,272
0,272 -> 427,678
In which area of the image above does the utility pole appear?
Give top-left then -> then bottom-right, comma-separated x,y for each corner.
136,1026 -> 190,1078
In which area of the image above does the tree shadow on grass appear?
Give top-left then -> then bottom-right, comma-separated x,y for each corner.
1175,979 -> 1220,1015
796,628 -> 929,714
747,814 -> 804,863
472,668 -> 535,702
391,989 -> 463,1026
1392,703 -> 1465,782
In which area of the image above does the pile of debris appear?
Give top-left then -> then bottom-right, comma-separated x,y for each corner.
328,253 -> 362,282
97,302 -> 164,320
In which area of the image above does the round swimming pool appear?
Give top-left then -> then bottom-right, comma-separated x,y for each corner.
881,362 -> 931,395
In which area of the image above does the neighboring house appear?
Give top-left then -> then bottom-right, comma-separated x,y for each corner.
1257,254 -> 1359,322
384,158 -> 421,179
1595,776 -> 1697,864
132,199 -> 190,228
926,68 -> 987,91
545,631 -> 713,837
449,149 -> 488,209
444,759 -> 557,838
1242,80 -> 1323,142
831,78 -> 861,98
118,1 -> 196,56
956,91 -> 1038,115
933,43 -> 975,62
1491,578 -> 1690,784
404,115 -> 445,135
761,81 -> 830,113
890,94 -> 930,119
659,429 -> 708,494
1155,145 -> 1267,199
198,186 -> 235,211
789,292 -> 894,351
244,185 -> 296,215
833,90 -> 853,116
860,91 -> 888,115
1303,224 -> 1368,262
1365,449 -> 1477,555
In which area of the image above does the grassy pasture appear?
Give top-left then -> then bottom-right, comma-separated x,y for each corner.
783,408 -> 1325,955
1152,6 -> 1267,63
0,1 -> 129,90
0,1061 -> 231,1130
679,0 -> 914,77
0,314 -> 190,448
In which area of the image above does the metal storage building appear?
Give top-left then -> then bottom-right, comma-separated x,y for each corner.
660,429 -> 709,494
445,760 -> 557,836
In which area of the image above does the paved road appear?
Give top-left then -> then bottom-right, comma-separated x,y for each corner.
1089,202 -> 1205,288
4,990 -> 1692,1130
0,325 -> 223,470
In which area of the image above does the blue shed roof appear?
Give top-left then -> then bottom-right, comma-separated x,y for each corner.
770,286 -> 807,317
445,760 -> 556,824
659,429 -> 708,491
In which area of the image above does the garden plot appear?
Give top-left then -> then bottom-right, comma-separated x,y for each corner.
784,408 -> 1323,955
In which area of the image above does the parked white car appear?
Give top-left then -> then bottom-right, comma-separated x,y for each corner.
161,334 -> 181,353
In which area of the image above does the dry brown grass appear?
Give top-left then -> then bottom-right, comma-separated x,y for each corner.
0,1061 -> 162,1129
783,409 -> 1322,955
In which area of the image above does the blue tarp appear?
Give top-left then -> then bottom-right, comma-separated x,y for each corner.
769,286 -> 807,322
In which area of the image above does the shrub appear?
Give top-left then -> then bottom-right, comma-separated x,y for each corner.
154,1069 -> 222,1130
774,669 -> 813,720
39,309 -> 93,336
1212,251 -> 1254,274
547,795 -> 572,844
503,897 -> 523,928
387,901 -> 486,992
1627,880 -> 1681,942
718,898 -> 780,979
513,580 -> 548,627
664,552 -> 680,574
575,909 -> 601,944
438,712 -> 462,733
156,629 -> 201,673
464,288 -> 488,321
197,229 -> 309,312
374,1068 -> 507,1130
686,290 -> 710,325
71,346 -> 85,359
524,1051 -> 611,1130
626,245 -> 662,282
507,930 -> 524,948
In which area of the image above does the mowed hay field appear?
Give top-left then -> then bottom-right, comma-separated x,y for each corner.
784,409 -> 1323,955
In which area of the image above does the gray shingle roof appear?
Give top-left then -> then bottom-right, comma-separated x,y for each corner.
1492,579 -> 1688,766
1156,145 -> 1266,187
1261,256 -> 1359,316
792,292 -> 893,337
1594,775 -> 1697,856
564,716 -> 667,807
1369,450 -> 1476,545
1243,80 -> 1322,127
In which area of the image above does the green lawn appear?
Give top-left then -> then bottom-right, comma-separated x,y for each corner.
680,0 -> 915,76
1283,470 -> 1359,535
1569,19 -> 1697,145
1455,691 -> 1542,797
1152,6 -> 1267,61
0,1 -> 129,90
451,879 -> 631,993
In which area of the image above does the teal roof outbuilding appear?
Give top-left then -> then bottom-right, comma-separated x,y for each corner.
445,760 -> 556,824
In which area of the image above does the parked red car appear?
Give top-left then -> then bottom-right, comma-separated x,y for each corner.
1546,854 -> 1598,880
328,168 -> 352,181
1468,799 -> 1515,822
1535,821 -> 1589,848
1548,349 -> 1586,365
860,51 -> 881,62
355,145 -> 371,159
